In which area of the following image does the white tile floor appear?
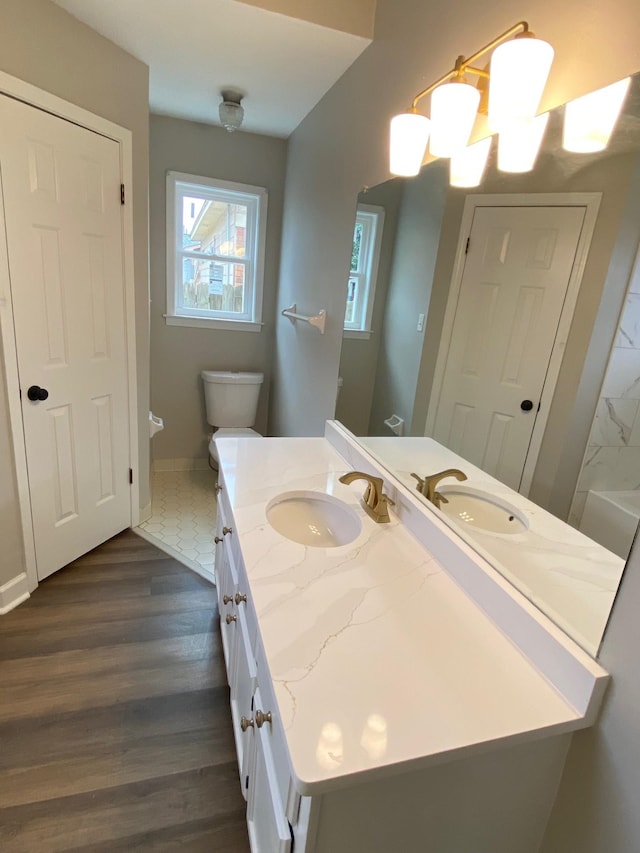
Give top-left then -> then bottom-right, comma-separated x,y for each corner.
136,468 -> 218,583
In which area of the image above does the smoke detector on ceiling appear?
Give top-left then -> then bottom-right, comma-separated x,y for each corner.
219,89 -> 245,133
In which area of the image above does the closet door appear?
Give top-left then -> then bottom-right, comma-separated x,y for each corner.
0,95 -> 131,579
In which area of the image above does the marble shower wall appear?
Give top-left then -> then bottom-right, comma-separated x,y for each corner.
570,264 -> 640,526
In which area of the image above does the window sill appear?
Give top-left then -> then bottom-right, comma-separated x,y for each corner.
164,315 -> 263,333
343,329 -> 373,340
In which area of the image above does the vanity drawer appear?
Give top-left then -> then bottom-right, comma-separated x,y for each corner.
216,482 -> 243,568
255,637 -> 299,823
234,563 -> 259,652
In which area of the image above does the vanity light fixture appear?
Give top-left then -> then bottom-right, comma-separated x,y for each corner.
389,112 -> 431,176
389,21 -> 553,177
450,136 -> 492,187
429,80 -> 481,158
497,112 -> 549,172
488,34 -> 554,131
562,77 -> 631,153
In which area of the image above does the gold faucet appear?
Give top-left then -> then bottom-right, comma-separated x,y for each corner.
338,471 -> 394,523
411,468 -> 467,509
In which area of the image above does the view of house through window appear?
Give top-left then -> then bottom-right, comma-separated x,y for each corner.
344,204 -> 384,335
167,172 -> 267,328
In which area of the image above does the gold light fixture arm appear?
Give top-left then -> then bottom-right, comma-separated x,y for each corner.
409,20 -> 529,111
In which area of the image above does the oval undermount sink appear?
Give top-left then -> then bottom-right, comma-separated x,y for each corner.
266,490 -> 361,547
437,485 -> 529,535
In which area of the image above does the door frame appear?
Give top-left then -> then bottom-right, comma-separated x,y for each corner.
425,192 -> 601,496
0,70 -> 139,593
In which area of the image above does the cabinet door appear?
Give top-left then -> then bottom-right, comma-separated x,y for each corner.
247,688 -> 292,853
230,605 -> 257,795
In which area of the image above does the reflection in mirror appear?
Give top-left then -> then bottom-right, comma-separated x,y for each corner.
336,73 -> 640,655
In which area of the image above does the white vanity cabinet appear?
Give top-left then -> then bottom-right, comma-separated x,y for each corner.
216,478 -> 297,849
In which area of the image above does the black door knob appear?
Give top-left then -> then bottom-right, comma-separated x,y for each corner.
520,399 -> 534,412
27,385 -> 49,402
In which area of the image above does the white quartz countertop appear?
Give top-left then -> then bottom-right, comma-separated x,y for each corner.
362,436 -> 624,655
217,436 -> 590,795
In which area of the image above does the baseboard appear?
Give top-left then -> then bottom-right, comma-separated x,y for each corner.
139,501 -> 152,524
133,526 -> 216,585
0,572 -> 30,615
152,458 -> 210,472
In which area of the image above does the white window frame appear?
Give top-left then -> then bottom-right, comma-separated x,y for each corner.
165,171 -> 267,332
344,203 -> 385,340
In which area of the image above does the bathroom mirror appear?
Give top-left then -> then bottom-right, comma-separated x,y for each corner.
336,72 -> 640,655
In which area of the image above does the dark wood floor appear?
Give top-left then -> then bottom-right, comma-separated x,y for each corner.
0,530 -> 250,852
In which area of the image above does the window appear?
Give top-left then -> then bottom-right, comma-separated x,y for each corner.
166,171 -> 267,331
344,204 -> 385,338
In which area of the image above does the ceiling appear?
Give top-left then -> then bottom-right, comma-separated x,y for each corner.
51,0 -> 373,137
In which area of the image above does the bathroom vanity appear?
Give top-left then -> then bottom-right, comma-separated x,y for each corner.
214,425 -> 607,852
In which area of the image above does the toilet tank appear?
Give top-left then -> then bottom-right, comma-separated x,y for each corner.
201,371 -> 264,427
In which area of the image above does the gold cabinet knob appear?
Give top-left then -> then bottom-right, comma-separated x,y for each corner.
225,613 -> 237,624
214,536 -> 223,544
240,716 -> 254,732
235,592 -> 247,605
255,710 -> 273,728
222,526 -> 233,536
222,594 -> 233,604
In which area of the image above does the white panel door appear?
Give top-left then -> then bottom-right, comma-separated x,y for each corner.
432,205 -> 586,490
0,95 -> 131,580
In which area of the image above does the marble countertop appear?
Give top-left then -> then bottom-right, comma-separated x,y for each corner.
217,435 -> 595,796
361,436 -> 624,656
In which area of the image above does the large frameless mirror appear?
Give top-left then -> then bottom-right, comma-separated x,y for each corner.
336,72 -> 640,656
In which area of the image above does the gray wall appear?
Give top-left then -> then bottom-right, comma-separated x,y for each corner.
0,0 -> 149,586
149,115 -> 288,462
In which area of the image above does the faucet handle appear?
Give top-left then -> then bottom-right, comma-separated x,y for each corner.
411,472 -> 425,491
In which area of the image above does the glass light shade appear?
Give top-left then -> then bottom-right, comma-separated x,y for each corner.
429,81 -> 481,157
219,100 -> 244,132
389,113 -> 431,176
498,112 -> 549,172
450,136 -> 492,187
563,77 -> 631,153
488,36 -> 554,131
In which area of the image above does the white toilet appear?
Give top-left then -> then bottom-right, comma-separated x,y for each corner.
201,370 -> 264,467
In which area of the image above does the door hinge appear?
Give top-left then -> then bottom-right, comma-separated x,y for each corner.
465,237 -> 470,254
121,183 -> 125,205
129,467 -> 133,485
